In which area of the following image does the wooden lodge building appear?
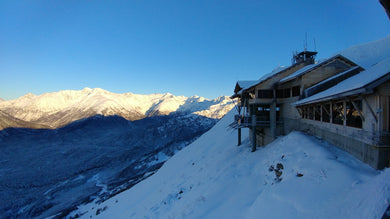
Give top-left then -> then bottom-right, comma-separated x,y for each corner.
231,36 -> 390,169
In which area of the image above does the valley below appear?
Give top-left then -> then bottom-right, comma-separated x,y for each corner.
0,114 -> 218,218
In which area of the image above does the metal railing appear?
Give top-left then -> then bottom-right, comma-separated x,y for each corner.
233,115 -> 282,128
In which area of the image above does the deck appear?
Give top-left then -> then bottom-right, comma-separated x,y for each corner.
230,115 -> 283,129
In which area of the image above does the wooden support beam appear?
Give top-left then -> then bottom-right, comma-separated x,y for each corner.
314,105 -> 321,120
322,104 -> 330,116
333,102 -> 344,117
360,96 -> 378,123
314,105 -> 321,115
330,102 -> 333,123
238,128 -> 241,146
350,99 -> 365,122
270,101 -> 277,140
343,101 -> 347,126
251,115 -> 256,152
296,107 -> 303,117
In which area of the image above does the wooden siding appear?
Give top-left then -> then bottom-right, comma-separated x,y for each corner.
301,59 -> 352,91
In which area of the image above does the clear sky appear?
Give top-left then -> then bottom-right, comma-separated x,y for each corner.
0,0 -> 389,100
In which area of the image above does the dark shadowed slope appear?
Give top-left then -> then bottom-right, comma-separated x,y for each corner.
0,114 -> 218,218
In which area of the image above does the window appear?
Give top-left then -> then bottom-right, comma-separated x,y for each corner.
322,104 -> 330,123
308,106 -> 314,120
256,105 -> 270,121
304,107 -> 308,119
332,102 -> 344,125
276,88 -> 291,98
301,108 -> 306,119
258,90 -> 274,98
346,100 -> 362,128
292,86 -> 300,97
284,88 -> 291,98
315,105 -> 321,121
276,89 -> 284,98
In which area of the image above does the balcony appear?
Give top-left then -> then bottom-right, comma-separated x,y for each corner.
232,115 -> 282,128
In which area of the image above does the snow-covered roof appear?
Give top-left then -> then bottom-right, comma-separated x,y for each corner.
234,66 -> 289,96
339,35 -> 390,69
279,63 -> 317,83
308,66 -> 361,90
256,66 -> 288,84
236,80 -> 258,90
281,36 -> 390,84
294,57 -> 390,106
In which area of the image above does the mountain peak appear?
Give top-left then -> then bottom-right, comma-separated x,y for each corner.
21,93 -> 37,99
81,87 -> 109,94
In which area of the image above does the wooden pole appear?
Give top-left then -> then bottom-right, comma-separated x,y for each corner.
252,114 -> 256,152
238,128 -> 241,146
270,101 -> 276,140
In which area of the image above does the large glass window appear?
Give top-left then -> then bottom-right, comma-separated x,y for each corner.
258,90 -> 274,98
346,100 -> 363,128
284,88 -> 291,98
322,104 -> 330,123
276,88 -> 291,98
276,89 -> 284,98
292,86 -> 300,97
332,102 -> 344,125
301,108 -> 307,119
315,105 -> 321,121
256,106 -> 270,121
308,106 -> 314,120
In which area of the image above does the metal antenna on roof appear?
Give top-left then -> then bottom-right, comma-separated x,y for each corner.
313,38 -> 317,52
305,32 -> 308,51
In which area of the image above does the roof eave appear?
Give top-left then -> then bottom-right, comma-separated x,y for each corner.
280,54 -> 360,85
230,93 -> 240,99
293,87 -> 371,106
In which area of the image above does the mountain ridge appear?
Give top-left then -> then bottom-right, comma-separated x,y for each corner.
0,88 -> 234,130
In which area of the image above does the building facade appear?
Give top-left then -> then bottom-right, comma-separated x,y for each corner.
231,37 -> 390,169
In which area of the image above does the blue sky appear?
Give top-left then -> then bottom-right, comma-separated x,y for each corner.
0,0 -> 389,100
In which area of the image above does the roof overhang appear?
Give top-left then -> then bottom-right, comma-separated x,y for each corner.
293,87 -> 371,106
293,72 -> 390,106
280,54 -> 359,84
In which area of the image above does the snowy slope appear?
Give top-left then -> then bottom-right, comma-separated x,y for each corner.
0,110 -> 50,130
72,110 -> 390,219
0,88 -> 234,130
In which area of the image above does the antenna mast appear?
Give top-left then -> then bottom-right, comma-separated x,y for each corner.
305,32 -> 308,51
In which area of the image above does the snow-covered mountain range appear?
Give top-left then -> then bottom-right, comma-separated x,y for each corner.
0,88 -> 234,130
